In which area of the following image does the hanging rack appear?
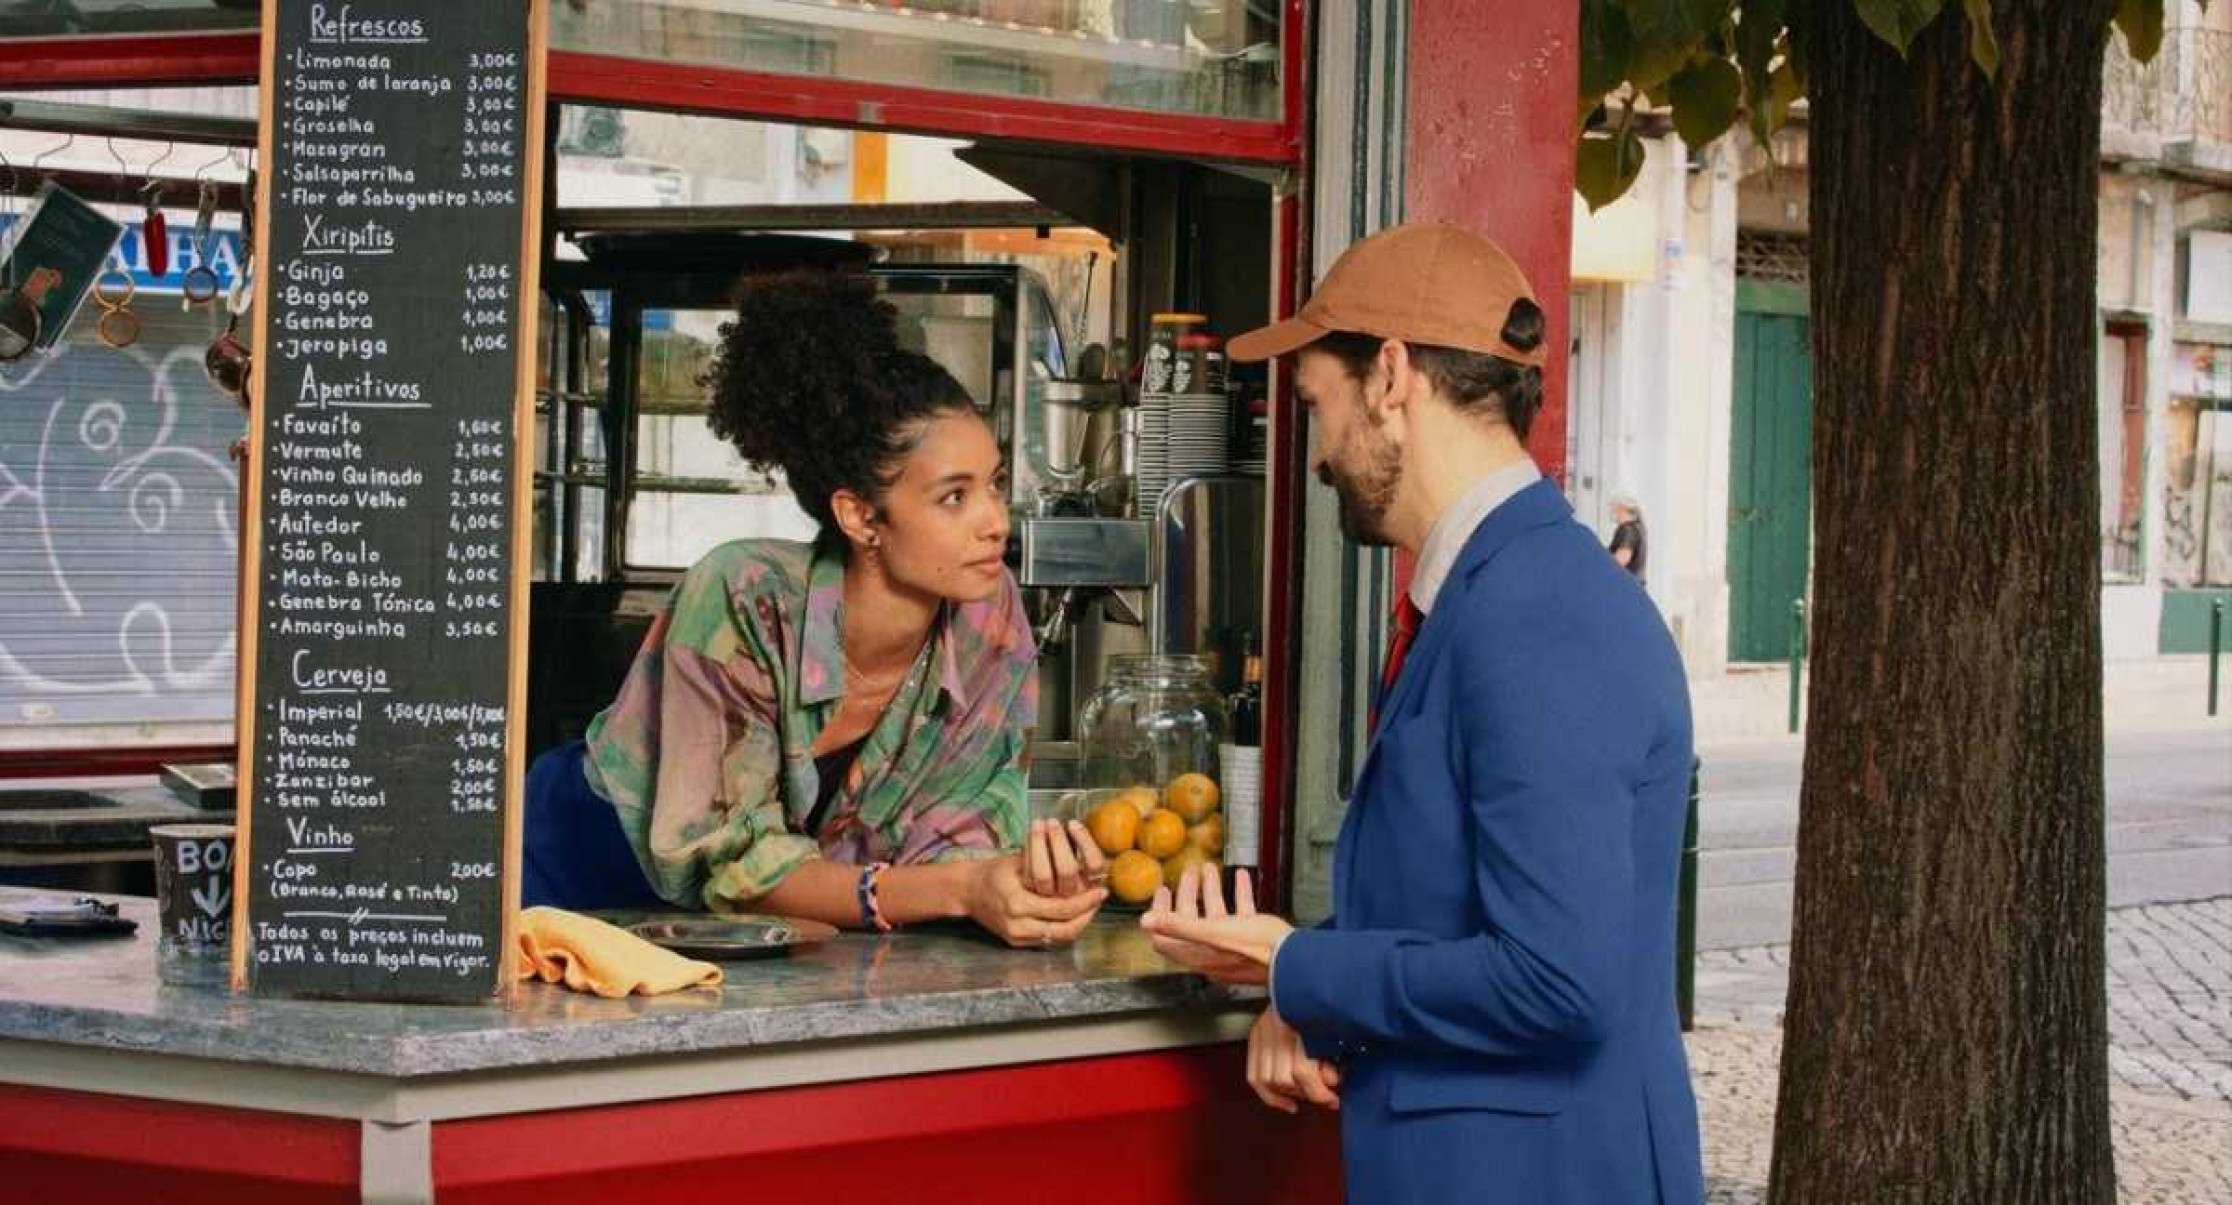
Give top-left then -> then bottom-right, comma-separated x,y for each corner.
0,100 -> 255,149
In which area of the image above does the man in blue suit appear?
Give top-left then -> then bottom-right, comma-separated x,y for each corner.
1142,223 -> 1702,1204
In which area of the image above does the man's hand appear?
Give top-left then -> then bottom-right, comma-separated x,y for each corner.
1137,864 -> 1290,986
1248,1007 -> 1340,1113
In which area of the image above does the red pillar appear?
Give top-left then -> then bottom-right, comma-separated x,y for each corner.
1404,0 -> 1578,485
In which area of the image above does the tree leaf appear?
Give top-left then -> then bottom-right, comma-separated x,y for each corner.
1735,0 -> 1788,146
1576,126 -> 1648,211
1852,0 -> 1948,54
1784,8 -> 1812,91
1735,0 -> 1787,83
1961,0 -> 2000,77
1580,2 -> 1637,106
1620,0 -> 1723,95
1748,57 -> 1804,146
1669,56 -> 1744,147
1621,0 -> 1725,40
1767,59 -> 1803,129
1626,34 -> 1711,100
2114,0 -> 2164,62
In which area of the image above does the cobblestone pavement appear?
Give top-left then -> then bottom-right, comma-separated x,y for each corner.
1695,897 -> 2232,1105
1688,897 -> 2232,1202
1687,1023 -> 2232,1204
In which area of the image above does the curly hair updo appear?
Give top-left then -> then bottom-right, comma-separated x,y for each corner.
703,269 -> 980,540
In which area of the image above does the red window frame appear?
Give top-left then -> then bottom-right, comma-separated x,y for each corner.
0,8 -> 1312,830
0,3 -> 1304,164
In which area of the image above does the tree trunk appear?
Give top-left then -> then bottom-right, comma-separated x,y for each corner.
1769,2 -> 2116,1201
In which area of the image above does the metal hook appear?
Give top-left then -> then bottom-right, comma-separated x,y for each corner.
192,144 -> 230,183
143,140 -> 175,183
30,132 -> 73,175
105,135 -> 129,204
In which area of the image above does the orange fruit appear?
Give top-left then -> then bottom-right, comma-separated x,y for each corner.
1108,851 -> 1162,905
1162,845 -> 1216,890
1137,809 -> 1187,860
1084,799 -> 1139,855
1187,814 -> 1226,856
1166,773 -> 1220,823
1114,785 -> 1161,818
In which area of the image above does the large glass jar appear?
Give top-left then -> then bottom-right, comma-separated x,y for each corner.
1075,655 -> 1230,905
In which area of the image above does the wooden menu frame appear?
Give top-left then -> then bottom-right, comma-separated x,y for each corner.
229,0 -> 548,998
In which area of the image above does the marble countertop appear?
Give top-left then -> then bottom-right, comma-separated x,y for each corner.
0,889 -> 1244,1079
0,781 -> 218,852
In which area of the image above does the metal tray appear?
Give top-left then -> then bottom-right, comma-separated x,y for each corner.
624,914 -> 839,960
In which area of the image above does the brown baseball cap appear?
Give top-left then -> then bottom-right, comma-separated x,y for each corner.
1227,222 -> 1545,367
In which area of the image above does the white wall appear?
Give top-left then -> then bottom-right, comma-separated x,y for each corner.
1570,133 -> 1739,678
1627,139 -> 2186,675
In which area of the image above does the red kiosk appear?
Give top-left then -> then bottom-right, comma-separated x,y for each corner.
0,3 -> 1577,1200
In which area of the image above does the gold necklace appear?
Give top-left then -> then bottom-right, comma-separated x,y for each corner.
841,644 -> 916,695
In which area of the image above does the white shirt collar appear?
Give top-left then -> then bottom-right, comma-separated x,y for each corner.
1409,459 -> 1542,613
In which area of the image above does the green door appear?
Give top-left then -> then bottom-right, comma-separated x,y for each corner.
1728,284 -> 1814,662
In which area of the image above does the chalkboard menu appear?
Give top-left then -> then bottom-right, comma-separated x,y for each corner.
234,0 -> 546,1001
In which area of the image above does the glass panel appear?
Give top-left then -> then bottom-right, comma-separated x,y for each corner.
554,112 -> 1049,215
627,305 -> 815,570
1,3 -> 1285,124
557,1 -> 1282,123
0,2 -> 251,37
890,290 -> 1000,408
625,290 -> 1004,570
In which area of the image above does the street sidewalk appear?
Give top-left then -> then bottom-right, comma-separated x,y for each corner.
1689,1022 -> 2232,1204
1691,655 -> 2232,747
1691,898 -> 2232,1204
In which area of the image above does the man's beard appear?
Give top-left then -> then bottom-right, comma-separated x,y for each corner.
1320,421 -> 1401,545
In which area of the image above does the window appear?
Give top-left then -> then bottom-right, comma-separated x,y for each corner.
2162,341 -> 2232,588
2100,321 -> 2149,581
0,267 -> 248,736
620,279 -> 1022,572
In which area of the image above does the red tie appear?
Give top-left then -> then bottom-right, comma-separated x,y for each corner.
1374,597 -> 1425,730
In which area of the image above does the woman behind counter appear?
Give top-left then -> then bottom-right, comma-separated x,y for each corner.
524,270 -> 1108,947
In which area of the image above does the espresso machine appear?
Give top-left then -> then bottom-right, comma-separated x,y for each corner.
1011,367 -> 1154,760
1008,360 -> 1265,776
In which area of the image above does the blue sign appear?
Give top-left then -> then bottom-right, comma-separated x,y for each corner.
0,213 -> 249,296
580,289 -> 674,333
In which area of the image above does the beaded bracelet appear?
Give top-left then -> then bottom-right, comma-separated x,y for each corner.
856,861 -> 895,933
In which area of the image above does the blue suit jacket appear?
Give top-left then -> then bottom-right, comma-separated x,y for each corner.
1272,479 -> 1703,1204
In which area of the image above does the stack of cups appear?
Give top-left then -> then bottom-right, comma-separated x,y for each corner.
1164,393 -> 1230,485
1134,392 -> 1172,516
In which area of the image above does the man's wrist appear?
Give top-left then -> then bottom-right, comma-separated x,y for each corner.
1267,927 -> 1293,1002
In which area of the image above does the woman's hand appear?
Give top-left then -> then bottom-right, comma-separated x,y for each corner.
965,847 -> 1106,948
1248,1007 -> 1341,1114
1138,864 -> 1288,986
1020,818 -> 1108,898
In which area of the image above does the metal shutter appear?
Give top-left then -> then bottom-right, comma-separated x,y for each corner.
0,298 -> 246,737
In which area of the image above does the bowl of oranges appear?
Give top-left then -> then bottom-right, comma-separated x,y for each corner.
1070,772 -> 1224,909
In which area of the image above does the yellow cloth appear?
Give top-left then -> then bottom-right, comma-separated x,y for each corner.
515,906 -> 724,998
